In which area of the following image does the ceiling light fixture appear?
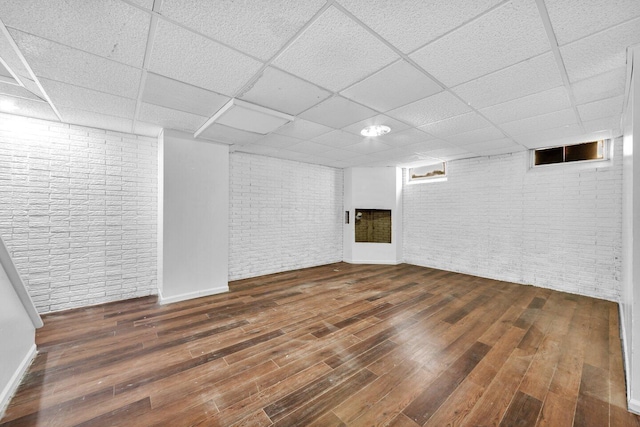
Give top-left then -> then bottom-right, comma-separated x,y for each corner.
361,125 -> 391,137
0,99 -> 18,112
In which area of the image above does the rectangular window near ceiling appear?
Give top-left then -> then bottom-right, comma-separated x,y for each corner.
533,140 -> 605,166
408,162 -> 446,182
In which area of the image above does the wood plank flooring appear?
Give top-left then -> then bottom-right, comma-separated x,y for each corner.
2,262 -> 639,426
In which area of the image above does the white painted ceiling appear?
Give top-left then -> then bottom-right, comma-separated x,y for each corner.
0,0 -> 637,168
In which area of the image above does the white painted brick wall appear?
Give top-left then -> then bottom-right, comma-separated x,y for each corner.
403,141 -> 623,302
229,152 -> 343,280
0,113 -> 158,313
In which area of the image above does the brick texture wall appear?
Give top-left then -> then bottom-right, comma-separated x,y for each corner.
229,152 -> 343,280
0,113 -> 158,313
403,141 -> 623,301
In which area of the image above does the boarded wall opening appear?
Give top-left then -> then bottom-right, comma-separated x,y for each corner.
355,209 -> 391,243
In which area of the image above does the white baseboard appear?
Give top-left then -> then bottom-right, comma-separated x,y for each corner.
343,259 -> 402,265
629,398 -> 640,415
0,343 -> 37,419
158,285 -> 229,305
619,304 -> 631,399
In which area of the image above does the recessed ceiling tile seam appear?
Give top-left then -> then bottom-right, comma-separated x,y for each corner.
132,11 -> 159,133
534,0 -> 585,134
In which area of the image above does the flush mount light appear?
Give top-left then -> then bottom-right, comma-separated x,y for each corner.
0,99 -> 18,111
194,98 -> 294,138
361,125 -> 391,137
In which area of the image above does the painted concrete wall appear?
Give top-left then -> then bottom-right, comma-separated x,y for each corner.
160,130 -> 229,303
344,167 -> 403,264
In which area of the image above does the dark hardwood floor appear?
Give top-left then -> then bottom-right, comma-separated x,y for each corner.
1,262 -> 639,426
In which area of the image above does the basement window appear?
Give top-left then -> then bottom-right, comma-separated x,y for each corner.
355,209 -> 391,243
408,162 -> 446,183
533,140 -> 607,167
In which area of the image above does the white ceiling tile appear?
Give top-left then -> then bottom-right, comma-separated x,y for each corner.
41,78 -> 136,119
142,73 -> 229,117
0,82 -> 43,101
342,114 -> 410,136
149,20 -> 263,96
446,126 -> 506,146
199,123 -> 262,146
239,144 -> 283,157
312,130 -> 363,148
577,96 -> 624,122
479,86 -> 571,124
58,107 -> 133,133
501,108 -> 578,136
316,148 -> 362,160
0,94 -> 58,121
272,6 -> 398,92
239,67 -> 331,115
410,0 -> 549,86
386,91 -> 472,127
422,146 -> 472,161
10,30 -> 141,98
474,145 -> 527,156
463,138 -> 521,155
403,139 -> 452,154
275,150 -> 321,164
160,0 -> 325,60
338,0 -> 502,53
128,0 -> 154,9
138,103 -> 206,132
288,141 -> 334,155
545,0 -> 640,46
418,112 -> 492,138
340,60 -> 442,112
345,140 -> 395,155
513,124 -> 584,148
133,120 -> 162,138
250,134 -> 302,150
582,115 -> 621,135
274,119 -> 333,140
560,17 -> 640,82
298,96 -> 377,128
368,147 -> 415,160
453,52 -> 563,109
571,67 -> 627,105
0,0 -> 149,67
378,128 -> 436,147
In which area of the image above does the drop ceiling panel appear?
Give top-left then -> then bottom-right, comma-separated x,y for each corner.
378,128 -> 436,148
410,0 -> 549,86
133,120 -> 162,138
419,112 -> 492,138
142,73 -> 229,117
58,107 -> 133,133
545,0 -> 640,46
239,67 -> 331,115
577,95 -> 624,122
560,17 -> 640,82
479,86 -> 571,124
453,52 -> 563,109
0,0 -> 149,67
422,146 -> 472,161
446,126 -> 505,146
403,139 -> 452,154
199,123 -> 262,146
340,60 -> 442,112
250,134 -> 302,150
41,78 -> 136,119
582,115 -> 621,134
272,6 -> 398,92
342,114 -> 409,136
288,140 -> 333,155
501,108 -> 577,136
0,61 -> 15,83
149,20 -> 263,95
571,67 -> 627,105
338,0 -> 502,53
128,0 -> 154,9
317,148 -> 362,161
387,91 -> 472,127
160,0 -> 325,60
10,30 -> 141,98
0,94 -> 57,121
138,102 -> 207,133
312,130 -> 363,148
464,138 -> 521,155
299,96 -> 377,128
514,124 -> 584,148
274,119 -> 333,140
0,81 -> 42,101
345,140 -> 394,155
